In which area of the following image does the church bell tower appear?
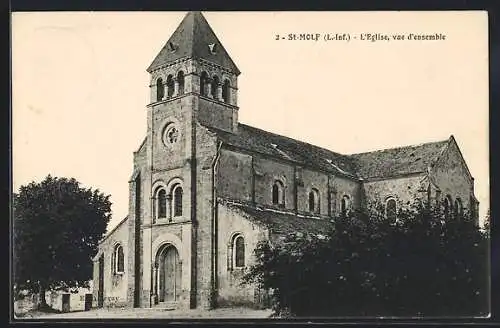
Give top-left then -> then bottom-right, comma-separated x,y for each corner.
135,11 -> 241,310
146,11 -> 241,133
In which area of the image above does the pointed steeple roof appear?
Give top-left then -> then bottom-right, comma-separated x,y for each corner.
147,11 -> 240,75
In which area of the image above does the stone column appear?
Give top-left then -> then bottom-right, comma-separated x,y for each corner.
166,194 -> 173,222
216,84 -> 222,101
151,196 -> 156,224
206,80 -> 213,98
227,242 -> 233,271
152,262 -> 159,304
163,83 -> 168,100
173,78 -> 179,97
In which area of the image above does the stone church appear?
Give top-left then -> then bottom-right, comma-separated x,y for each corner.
92,11 -> 479,310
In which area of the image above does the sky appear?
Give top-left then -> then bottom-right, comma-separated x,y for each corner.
12,11 -> 489,231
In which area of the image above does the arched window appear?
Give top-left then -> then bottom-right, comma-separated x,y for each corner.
113,244 -> 124,274
341,195 -> 351,216
172,184 -> 183,217
222,79 -> 231,103
444,195 -> 452,220
385,197 -> 397,222
166,75 -> 175,98
200,71 -> 208,97
163,124 -> 179,145
211,75 -> 219,99
454,198 -> 463,219
233,234 -> 245,268
177,71 -> 185,95
156,78 -> 164,101
156,188 -> 167,219
309,188 -> 320,214
272,180 -> 285,207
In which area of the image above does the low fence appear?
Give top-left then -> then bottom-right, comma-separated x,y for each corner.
14,291 -> 93,314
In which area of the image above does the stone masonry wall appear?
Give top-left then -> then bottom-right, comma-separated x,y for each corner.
296,168 -> 329,216
151,97 -> 195,171
331,175 -> 363,213
216,203 -> 267,308
363,174 -> 427,214
216,149 -> 362,217
141,93 -> 198,308
431,140 -> 476,219
254,155 -> 296,210
92,260 -> 99,308
194,121 -> 219,309
217,149 -> 253,202
197,97 -> 235,133
94,218 -> 130,308
126,178 -> 137,307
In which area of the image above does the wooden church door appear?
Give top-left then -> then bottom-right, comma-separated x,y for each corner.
159,245 -> 181,303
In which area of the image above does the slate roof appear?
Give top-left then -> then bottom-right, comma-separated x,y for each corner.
147,12 -> 240,74
348,138 -> 450,180
224,201 -> 335,236
212,123 -> 360,179
211,123 -> 452,181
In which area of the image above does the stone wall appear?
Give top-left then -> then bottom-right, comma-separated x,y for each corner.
216,148 -> 362,217
363,174 -> 427,213
254,155 -> 296,210
431,139 -> 477,220
296,167 -> 329,216
217,149 -> 253,202
194,123 -> 219,309
138,91 -> 198,308
330,175 -> 363,213
150,97 -> 195,171
126,176 -> 139,308
197,97 -> 236,133
216,203 -> 268,308
94,218 -> 129,308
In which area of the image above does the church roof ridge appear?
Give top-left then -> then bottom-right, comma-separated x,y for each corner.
347,137 -> 450,157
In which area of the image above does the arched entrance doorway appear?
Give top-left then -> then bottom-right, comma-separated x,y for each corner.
156,244 -> 182,303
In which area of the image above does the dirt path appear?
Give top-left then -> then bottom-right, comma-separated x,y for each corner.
17,307 -> 274,319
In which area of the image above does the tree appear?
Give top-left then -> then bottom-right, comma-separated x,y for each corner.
243,200 -> 489,317
483,208 -> 490,233
13,175 -> 112,310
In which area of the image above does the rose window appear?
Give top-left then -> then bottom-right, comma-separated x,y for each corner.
163,124 -> 180,146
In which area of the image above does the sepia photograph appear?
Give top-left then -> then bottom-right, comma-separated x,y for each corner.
11,11 -> 490,320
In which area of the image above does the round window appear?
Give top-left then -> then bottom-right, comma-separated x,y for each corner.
163,124 -> 179,146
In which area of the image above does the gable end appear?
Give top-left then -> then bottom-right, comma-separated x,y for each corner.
431,136 -> 474,184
